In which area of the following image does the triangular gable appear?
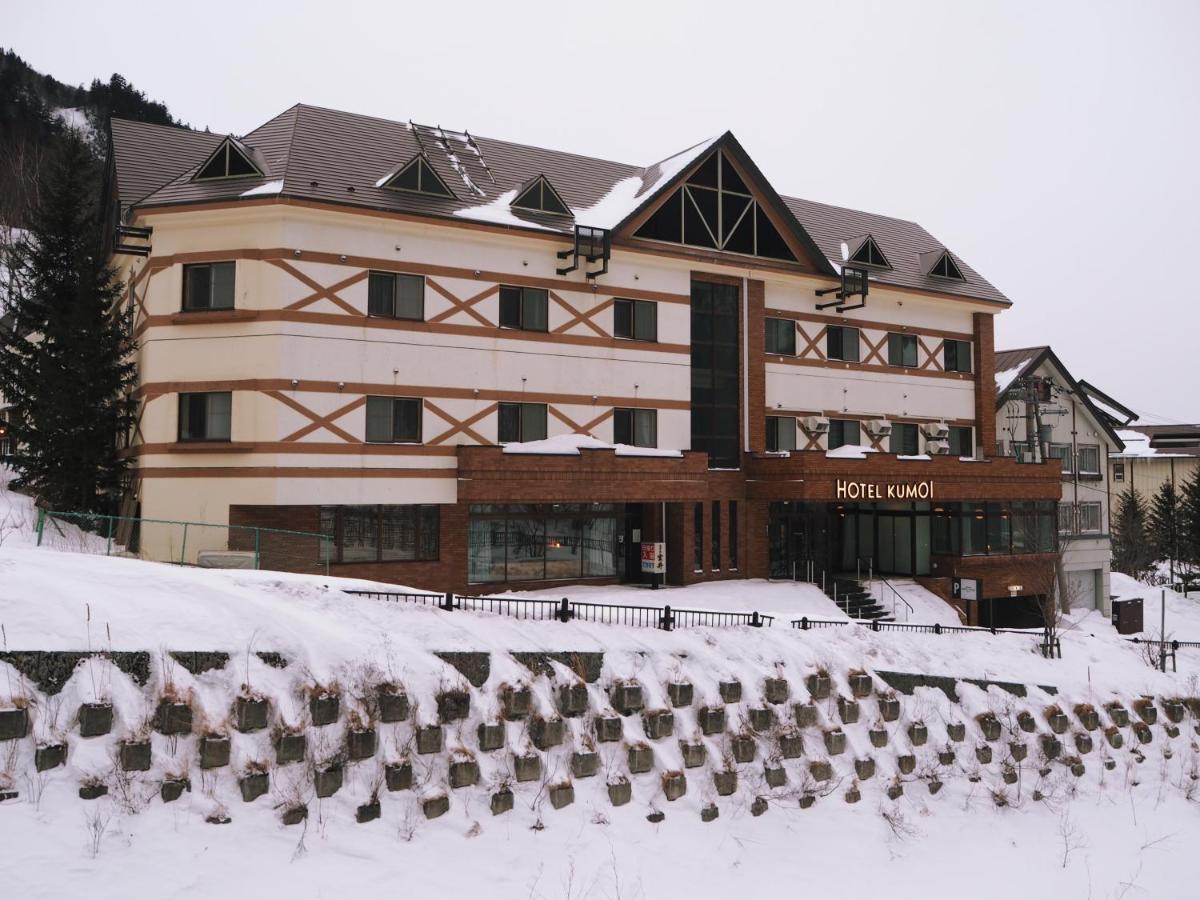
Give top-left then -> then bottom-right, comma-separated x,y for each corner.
615,133 -> 836,275
511,174 -> 570,215
194,136 -> 265,181
847,234 -> 891,269
379,153 -> 456,198
919,248 -> 965,281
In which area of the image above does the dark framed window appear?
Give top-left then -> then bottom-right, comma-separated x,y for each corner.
765,318 -> 796,355
177,392 -> 231,442
889,423 -> 920,455
693,502 -> 703,572
711,500 -> 721,570
826,326 -> 860,362
365,396 -> 422,443
1077,444 -> 1101,476
691,281 -> 740,469
1048,443 -> 1073,473
614,408 -> 657,448
383,156 -> 454,198
512,177 -> 569,215
888,333 -> 918,368
1113,462 -> 1125,482
766,416 -> 796,452
367,271 -> 424,320
828,419 -> 861,450
1078,502 -> 1102,533
948,426 -> 974,457
499,285 -> 548,331
932,501 -> 1057,557
943,339 -> 972,373
729,500 -> 738,569
195,142 -> 260,180
183,262 -> 235,311
498,402 -> 547,443
614,298 -> 657,341
320,504 -> 439,563
466,503 -> 620,583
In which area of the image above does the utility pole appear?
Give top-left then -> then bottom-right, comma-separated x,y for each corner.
1160,588 -> 1167,673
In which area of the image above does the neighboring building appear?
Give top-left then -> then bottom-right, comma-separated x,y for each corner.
103,106 -> 1061,622
994,347 -> 1125,615
1110,424 -> 1200,501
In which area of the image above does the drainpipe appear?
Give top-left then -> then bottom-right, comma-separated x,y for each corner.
742,274 -> 750,454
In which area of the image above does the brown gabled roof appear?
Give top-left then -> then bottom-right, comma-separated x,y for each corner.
114,103 -> 1009,304
109,118 -> 226,216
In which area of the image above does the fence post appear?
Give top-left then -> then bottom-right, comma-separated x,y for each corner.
180,523 -> 189,565
871,619 -> 879,632
800,616 -> 809,631
557,597 -> 571,623
36,507 -> 45,546
441,591 -> 455,612
750,611 -> 762,628
933,623 -> 942,635
254,528 -> 261,570
661,605 -> 674,631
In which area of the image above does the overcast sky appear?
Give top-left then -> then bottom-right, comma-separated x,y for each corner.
8,0 -> 1198,423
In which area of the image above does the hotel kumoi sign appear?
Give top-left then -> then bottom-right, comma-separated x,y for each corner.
835,479 -> 935,501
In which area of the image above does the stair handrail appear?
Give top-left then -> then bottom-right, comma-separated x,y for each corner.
876,574 -> 914,622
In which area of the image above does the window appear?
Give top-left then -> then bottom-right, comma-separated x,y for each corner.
828,419 -> 861,450
367,271 -> 424,320
826,326 -> 860,362
943,339 -> 972,373
711,500 -> 721,570
1057,504 -> 1075,534
613,298 -> 657,342
183,262 -> 235,311
889,423 -> 920,455
632,150 -> 796,262
693,502 -> 703,572
933,501 -> 1057,557
321,504 -> 439,563
766,416 -> 796,452
511,176 -> 569,215
467,503 -> 620,583
177,392 -> 231,442
1077,445 -> 1101,476
948,426 -> 974,457
1078,502 -> 1102,533
499,285 -> 548,331
382,155 -> 454,198
849,236 -> 890,268
195,140 -> 260,180
929,251 -> 965,281
365,397 -> 422,443
888,333 -> 918,368
498,402 -> 547,443
614,408 -> 657,448
1048,443 -> 1073,473
1113,462 -> 1125,482
690,281 -> 740,469
730,501 -> 738,570
765,318 -> 796,355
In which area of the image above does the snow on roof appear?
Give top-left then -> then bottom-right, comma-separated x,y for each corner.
452,189 -> 561,232
995,367 -> 1025,394
501,433 -> 683,458
571,136 -> 719,230
1111,429 -> 1192,459
240,179 -> 284,197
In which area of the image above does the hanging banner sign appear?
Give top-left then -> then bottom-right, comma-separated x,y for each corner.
835,479 -> 934,500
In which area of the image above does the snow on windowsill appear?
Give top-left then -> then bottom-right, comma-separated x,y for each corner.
824,445 -> 878,460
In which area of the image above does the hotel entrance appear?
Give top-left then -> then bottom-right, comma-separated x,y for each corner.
768,501 -> 933,580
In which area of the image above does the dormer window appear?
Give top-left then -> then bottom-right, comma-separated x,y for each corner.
921,249 -> 966,281
512,176 -> 569,215
194,139 -> 263,181
848,235 -> 890,268
381,155 -> 454,198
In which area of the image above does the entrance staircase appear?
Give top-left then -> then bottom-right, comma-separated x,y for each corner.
825,576 -> 894,622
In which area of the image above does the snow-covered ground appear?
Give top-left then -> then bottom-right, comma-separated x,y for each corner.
2,475 -> 1200,898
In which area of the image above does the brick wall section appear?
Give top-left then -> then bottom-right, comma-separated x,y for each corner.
921,552 -> 1059,624
747,279 -> 766,453
230,503 -> 470,592
973,312 -> 996,457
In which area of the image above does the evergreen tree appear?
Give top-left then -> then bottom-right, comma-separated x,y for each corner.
1111,487 -> 1155,581
0,130 -> 137,514
1179,467 -> 1200,572
1147,480 -> 1181,573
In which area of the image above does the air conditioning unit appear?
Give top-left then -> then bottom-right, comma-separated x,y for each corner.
923,422 -> 950,440
927,439 -> 951,455
802,415 -> 830,435
866,419 -> 892,438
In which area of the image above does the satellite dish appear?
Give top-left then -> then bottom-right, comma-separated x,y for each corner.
840,241 -> 849,261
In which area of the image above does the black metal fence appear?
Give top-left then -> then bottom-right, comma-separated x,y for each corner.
343,590 -> 773,631
791,616 -> 1063,658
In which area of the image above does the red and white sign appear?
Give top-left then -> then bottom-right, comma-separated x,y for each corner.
641,542 -> 666,575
